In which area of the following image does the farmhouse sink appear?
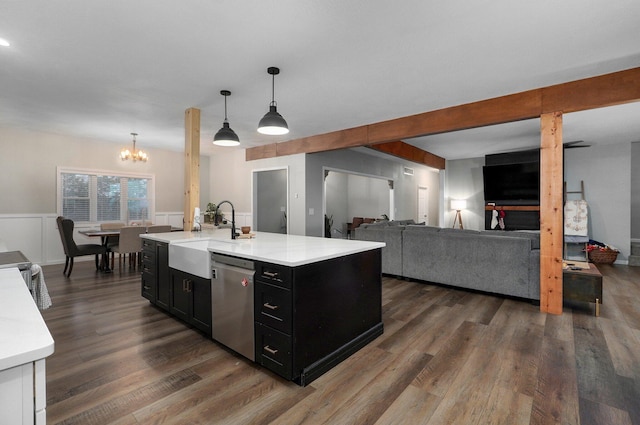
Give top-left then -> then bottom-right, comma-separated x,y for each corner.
169,238 -> 240,279
169,240 -> 214,279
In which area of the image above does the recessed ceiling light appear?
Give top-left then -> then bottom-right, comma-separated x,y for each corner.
0,38 -> 10,47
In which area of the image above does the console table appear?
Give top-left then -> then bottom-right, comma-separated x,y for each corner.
563,263 -> 603,316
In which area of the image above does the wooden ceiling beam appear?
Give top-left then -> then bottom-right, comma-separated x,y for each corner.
276,127 -> 368,156
245,66 -> 640,162
367,141 -> 446,170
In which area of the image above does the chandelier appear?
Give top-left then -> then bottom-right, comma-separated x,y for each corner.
120,132 -> 148,162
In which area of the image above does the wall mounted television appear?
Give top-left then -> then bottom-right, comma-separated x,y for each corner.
482,162 -> 540,204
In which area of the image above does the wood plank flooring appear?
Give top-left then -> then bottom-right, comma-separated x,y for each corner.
38,261 -> 640,424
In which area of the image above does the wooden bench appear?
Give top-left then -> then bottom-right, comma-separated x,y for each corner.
563,262 -> 603,316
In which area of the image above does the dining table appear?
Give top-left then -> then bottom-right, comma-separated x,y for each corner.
78,229 -> 119,272
79,226 -> 183,272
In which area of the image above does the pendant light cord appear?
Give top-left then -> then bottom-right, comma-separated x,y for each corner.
270,73 -> 276,107
224,94 -> 228,122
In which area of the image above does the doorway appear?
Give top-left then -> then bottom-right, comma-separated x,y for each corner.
418,186 -> 429,224
324,169 -> 393,238
253,168 -> 288,234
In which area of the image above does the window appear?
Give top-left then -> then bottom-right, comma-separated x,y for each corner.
58,167 -> 155,224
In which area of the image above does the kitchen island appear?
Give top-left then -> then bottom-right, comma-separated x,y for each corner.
141,229 -> 384,385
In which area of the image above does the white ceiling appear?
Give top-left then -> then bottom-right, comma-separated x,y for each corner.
1,0 -> 639,160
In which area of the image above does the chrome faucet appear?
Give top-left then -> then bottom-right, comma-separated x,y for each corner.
216,200 -> 237,239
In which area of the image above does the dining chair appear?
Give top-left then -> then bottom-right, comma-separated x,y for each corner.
100,222 -> 125,269
111,226 -> 146,270
146,224 -> 171,233
56,216 -> 106,277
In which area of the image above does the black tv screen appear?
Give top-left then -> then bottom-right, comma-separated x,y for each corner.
483,162 -> 540,203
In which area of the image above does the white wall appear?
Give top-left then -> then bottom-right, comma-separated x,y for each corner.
565,142 -> 632,261
208,149 -> 307,235
0,127 -> 193,213
0,127 -> 208,264
631,141 -> 640,241
444,157 -> 485,230
444,142 -> 633,263
325,171 -> 349,237
347,174 -> 390,220
304,149 -> 440,237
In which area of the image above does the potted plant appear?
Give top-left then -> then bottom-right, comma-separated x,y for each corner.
324,214 -> 333,238
204,203 -> 223,224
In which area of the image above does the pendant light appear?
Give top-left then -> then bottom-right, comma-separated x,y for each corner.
213,90 -> 240,146
258,67 -> 289,135
120,132 -> 148,162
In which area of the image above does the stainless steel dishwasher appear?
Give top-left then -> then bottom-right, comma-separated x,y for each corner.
211,253 -> 255,361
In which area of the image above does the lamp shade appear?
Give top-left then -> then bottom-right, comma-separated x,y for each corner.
258,104 -> 289,135
213,121 -> 240,146
451,199 -> 467,211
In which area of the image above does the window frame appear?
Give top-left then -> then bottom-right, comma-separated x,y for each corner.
57,166 -> 155,225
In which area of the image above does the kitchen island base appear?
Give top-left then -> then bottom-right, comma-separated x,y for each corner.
295,322 -> 383,386
254,249 -> 383,386
141,230 -> 385,387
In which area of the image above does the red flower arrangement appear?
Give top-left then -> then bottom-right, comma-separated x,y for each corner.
586,244 -> 619,253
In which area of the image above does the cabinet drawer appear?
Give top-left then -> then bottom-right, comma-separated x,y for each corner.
141,258 -> 155,275
255,281 -> 292,334
141,249 -> 155,263
141,271 -> 156,301
255,323 -> 292,380
255,262 -> 292,289
142,239 -> 156,251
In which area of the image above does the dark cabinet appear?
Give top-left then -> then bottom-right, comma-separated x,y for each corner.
141,239 -> 170,310
254,249 -> 384,386
156,242 -> 170,310
169,268 -> 212,336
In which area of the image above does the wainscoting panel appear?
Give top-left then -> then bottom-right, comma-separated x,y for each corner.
0,212 -> 252,266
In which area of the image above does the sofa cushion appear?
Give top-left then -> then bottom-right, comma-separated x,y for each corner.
354,224 -> 403,276
402,228 -> 536,299
403,224 -> 440,234
480,230 -> 540,249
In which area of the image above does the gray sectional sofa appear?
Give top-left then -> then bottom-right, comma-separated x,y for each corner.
354,222 -> 540,300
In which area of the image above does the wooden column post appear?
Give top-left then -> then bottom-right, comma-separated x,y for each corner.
184,107 -> 200,231
539,112 -> 564,314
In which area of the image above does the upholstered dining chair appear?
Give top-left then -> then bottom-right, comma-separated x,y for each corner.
56,216 -> 106,277
111,226 -> 146,270
146,224 -> 171,233
100,222 -> 125,269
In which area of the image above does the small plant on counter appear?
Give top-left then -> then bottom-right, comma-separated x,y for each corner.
205,203 -> 224,224
204,203 -> 217,223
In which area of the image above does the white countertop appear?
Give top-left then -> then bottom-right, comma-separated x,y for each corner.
0,268 -> 54,371
147,229 -> 384,267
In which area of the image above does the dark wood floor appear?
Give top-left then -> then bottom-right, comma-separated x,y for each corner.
39,260 -> 640,424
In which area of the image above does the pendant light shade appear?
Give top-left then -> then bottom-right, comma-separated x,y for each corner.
213,90 -> 240,147
258,67 -> 289,135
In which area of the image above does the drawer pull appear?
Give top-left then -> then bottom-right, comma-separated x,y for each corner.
264,345 -> 278,355
263,302 -> 279,310
143,285 -> 151,290
263,271 -> 279,279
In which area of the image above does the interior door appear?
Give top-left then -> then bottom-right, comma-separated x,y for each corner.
418,187 -> 428,224
254,169 -> 288,234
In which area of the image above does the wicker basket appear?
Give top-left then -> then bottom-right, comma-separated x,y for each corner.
588,249 -> 618,264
